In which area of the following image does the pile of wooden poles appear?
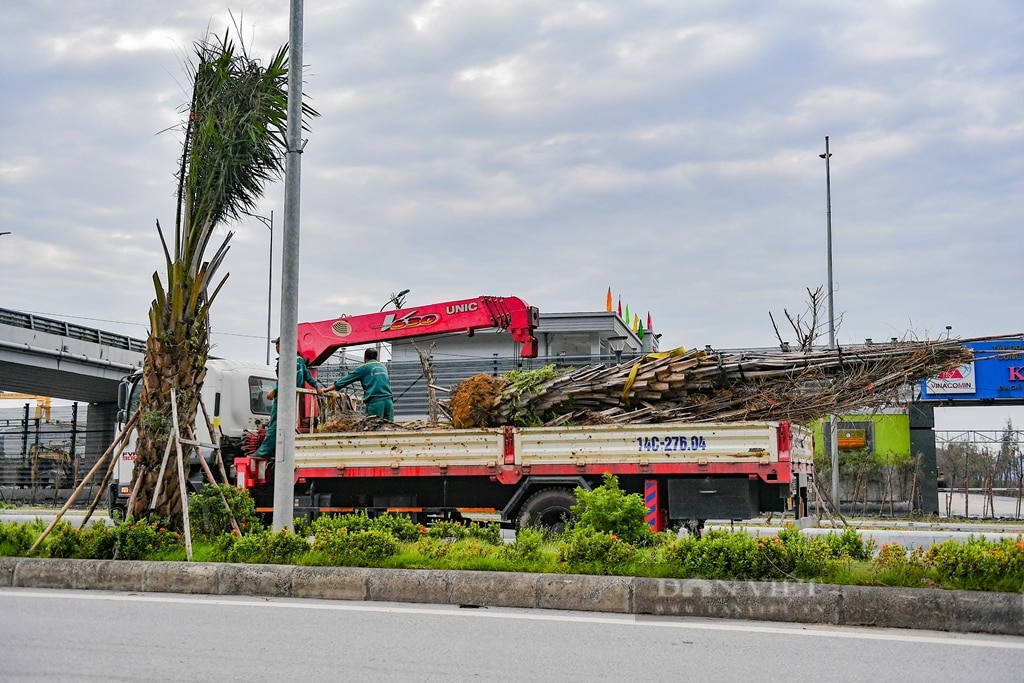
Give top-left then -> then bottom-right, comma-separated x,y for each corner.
455,338 -> 975,427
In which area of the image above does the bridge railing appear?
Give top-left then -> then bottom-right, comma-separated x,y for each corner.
0,308 -> 146,353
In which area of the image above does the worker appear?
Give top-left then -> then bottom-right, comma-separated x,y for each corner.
328,348 -> 394,421
254,337 -> 318,459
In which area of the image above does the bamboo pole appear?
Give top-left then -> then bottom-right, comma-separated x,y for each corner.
28,411 -> 139,555
169,389 -> 193,560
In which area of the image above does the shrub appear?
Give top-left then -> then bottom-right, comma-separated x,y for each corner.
311,512 -> 375,535
503,526 -> 547,563
415,536 -> 454,560
928,536 -> 1024,592
819,527 -> 875,561
572,473 -> 655,547
369,513 -> 421,542
662,528 -> 842,581
870,542 -> 931,587
313,528 -> 398,566
111,517 -> 182,560
45,520 -> 81,559
464,521 -> 503,546
0,519 -> 43,557
557,527 -> 639,573
220,528 -> 310,564
189,484 -> 261,541
427,519 -> 468,541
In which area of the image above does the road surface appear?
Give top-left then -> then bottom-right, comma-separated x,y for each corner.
1,588 -> 1021,682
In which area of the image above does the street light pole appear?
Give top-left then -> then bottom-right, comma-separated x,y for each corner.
820,136 -> 840,504
820,136 -> 835,349
248,212 -> 274,365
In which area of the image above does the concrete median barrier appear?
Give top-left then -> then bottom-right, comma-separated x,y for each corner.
0,557 -> 1021,636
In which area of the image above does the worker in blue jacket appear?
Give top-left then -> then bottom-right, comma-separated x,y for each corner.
255,337 -> 318,459
328,348 -> 394,421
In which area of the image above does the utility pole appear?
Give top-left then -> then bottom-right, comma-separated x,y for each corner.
820,136 -> 840,504
273,0 -> 305,532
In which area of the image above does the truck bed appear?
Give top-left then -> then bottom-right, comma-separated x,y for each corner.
292,421 -> 813,472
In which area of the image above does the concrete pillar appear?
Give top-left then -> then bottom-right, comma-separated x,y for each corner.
909,402 -> 939,515
86,402 -> 118,464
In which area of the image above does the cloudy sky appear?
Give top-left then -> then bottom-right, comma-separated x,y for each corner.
2,1 -> 1022,429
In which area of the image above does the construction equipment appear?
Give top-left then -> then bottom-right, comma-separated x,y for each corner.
0,393 -> 52,421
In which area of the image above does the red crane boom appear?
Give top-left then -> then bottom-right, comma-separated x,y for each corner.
297,295 -> 540,366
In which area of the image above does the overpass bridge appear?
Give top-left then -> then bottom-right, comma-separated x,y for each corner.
0,308 -> 144,402
0,308 -> 146,491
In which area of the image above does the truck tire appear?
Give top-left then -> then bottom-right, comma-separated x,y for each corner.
516,488 -> 576,533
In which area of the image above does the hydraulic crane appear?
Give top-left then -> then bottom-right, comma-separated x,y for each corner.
296,295 -> 540,366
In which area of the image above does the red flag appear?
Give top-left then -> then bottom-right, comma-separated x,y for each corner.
606,287 -> 612,312
617,297 -> 622,318
647,312 -> 653,332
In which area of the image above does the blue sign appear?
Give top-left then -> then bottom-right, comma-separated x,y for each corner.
919,338 -> 1024,402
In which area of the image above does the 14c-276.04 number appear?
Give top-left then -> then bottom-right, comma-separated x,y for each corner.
637,435 -> 707,452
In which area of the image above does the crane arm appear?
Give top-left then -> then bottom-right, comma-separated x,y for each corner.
297,295 -> 540,366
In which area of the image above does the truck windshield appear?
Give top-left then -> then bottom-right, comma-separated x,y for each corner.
249,376 -> 275,416
127,378 -> 143,418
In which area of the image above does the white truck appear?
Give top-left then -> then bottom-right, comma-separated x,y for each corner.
109,359 -> 277,516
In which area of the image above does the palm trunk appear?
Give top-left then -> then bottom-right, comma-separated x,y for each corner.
130,326 -> 208,526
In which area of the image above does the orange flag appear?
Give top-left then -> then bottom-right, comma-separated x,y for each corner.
606,287 -> 612,312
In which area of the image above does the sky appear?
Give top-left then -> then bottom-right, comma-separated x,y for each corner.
1,1 -> 1023,430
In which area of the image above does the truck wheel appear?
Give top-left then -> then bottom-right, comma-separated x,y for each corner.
516,488 -> 576,533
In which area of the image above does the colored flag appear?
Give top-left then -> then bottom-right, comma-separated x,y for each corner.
647,312 -> 653,332
632,313 -> 639,333
638,324 -> 644,340
606,287 -> 612,312
625,304 -> 631,326
617,297 -> 622,318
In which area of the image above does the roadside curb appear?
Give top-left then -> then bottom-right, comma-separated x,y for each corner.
2,557 -> 1021,636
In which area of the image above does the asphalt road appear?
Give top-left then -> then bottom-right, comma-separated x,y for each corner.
1,588 -> 1021,683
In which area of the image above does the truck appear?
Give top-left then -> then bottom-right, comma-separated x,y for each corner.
109,358 -> 278,516
244,294 -> 812,532
237,419 -> 814,533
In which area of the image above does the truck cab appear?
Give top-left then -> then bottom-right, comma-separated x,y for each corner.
109,359 -> 277,517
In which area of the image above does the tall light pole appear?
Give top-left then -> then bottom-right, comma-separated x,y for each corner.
247,212 -> 274,365
820,136 -> 835,348
820,136 -> 840,503
273,0 -> 305,532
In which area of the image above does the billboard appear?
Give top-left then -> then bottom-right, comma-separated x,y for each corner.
919,338 -> 1024,402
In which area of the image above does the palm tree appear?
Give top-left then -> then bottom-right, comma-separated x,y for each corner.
129,28 -> 316,525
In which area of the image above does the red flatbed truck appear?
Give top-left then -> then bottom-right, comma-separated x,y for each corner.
237,419 -> 813,533
236,294 -> 814,532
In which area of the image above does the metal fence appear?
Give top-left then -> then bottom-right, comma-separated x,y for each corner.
0,404 -> 104,507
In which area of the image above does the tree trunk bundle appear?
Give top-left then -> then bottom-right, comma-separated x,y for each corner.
449,339 -> 975,427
